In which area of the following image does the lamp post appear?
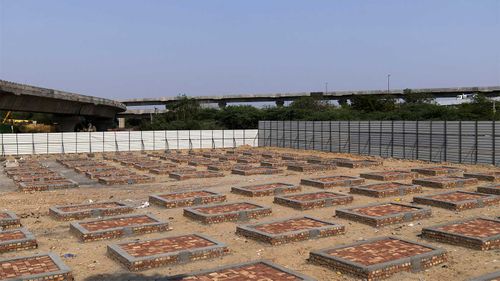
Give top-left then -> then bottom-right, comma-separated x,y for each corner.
325,82 -> 328,95
387,74 -> 391,94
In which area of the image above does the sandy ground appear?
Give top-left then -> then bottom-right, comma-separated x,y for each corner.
0,147 -> 498,281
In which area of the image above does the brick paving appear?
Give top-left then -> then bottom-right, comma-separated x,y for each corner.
184,202 -> 272,224
149,190 -> 226,208
464,171 -> 500,182
411,166 -> 464,176
413,191 -> 500,211
107,234 -> 228,271
70,214 -> 170,242
231,183 -> 301,197
412,176 -> 478,188
349,182 -> 423,198
49,201 -> 133,221
309,236 -> 447,280
478,184 -> 500,195
169,170 -> 224,180
422,217 -> 500,250
274,191 -> 353,210
336,202 -> 431,227
0,253 -> 73,280
171,260 -> 315,280
360,170 -> 418,181
0,228 -> 37,253
300,175 -> 365,189
0,211 -> 22,230
236,216 -> 345,245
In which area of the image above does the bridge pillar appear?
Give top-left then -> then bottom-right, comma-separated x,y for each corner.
276,99 -> 285,107
218,101 -> 227,108
53,115 -> 83,132
118,118 -> 126,129
93,118 -> 115,131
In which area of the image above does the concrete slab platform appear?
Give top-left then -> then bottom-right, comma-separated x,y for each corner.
274,191 -> 353,210
336,202 -> 432,227
231,166 -> 283,176
169,171 -> 224,180
49,201 -> 133,221
0,253 -> 73,281
18,179 -> 79,192
411,166 -> 464,176
309,236 -> 447,280
360,170 -> 418,181
336,159 -> 382,168
231,182 -> 301,197
421,217 -> 500,250
0,228 -> 37,253
236,216 -> 345,245
301,175 -> 365,189
149,190 -> 226,208
349,182 -> 423,198
412,176 -> 478,188
287,163 -> 337,172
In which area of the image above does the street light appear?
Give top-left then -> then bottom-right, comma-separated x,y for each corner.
325,82 -> 328,95
387,74 -> 391,94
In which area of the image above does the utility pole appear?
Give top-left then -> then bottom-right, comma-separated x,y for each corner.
387,74 -> 391,94
325,82 -> 328,95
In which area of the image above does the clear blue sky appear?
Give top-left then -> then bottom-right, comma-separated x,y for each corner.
0,0 -> 499,100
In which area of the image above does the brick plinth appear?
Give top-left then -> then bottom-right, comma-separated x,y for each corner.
169,260 -> 315,281
477,184 -> 500,195
169,171 -> 224,180
0,253 -> 73,281
18,179 -> 78,192
184,202 -> 272,224
207,162 -> 235,171
149,190 -> 226,208
309,236 -> 446,281
236,216 -> 345,245
301,176 -> 365,189
274,191 -> 353,210
98,174 -> 154,185
85,169 -> 130,179
231,166 -> 283,176
70,214 -> 170,242
421,217 -> 500,250
464,171 -> 500,182
0,211 -> 21,230
412,176 -> 478,188
231,183 -> 301,197
0,228 -> 37,253
237,157 -> 263,164
360,170 -> 418,181
411,166 -> 464,176
287,163 -> 337,172
49,202 -> 133,221
413,191 -> 499,211
336,202 -> 432,227
336,159 -> 382,168
107,234 -> 228,271
349,182 -> 422,198
149,166 -> 196,175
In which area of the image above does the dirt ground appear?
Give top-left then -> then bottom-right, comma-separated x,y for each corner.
0,147 -> 498,281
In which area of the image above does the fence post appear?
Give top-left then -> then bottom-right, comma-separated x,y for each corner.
368,121 -> 371,155
153,130 -> 156,151
358,122 -> 361,154
430,121 -> 433,162
348,120 -> 351,153
391,121 -> 394,157
33,133 -> 36,154
102,131 -> 105,152
312,121 -> 315,151
493,121 -> 496,166
128,130 -> 131,151
444,121 -> 447,162
459,121 -> 462,163
16,133 -> 19,156
1,134 -> 3,156
416,121 -> 419,160
329,121 -> 332,152
379,122 -> 382,157
296,121 -> 299,150
475,121 -> 478,164
338,122 -> 341,152
89,132 -> 92,154
402,121 -> 405,159
46,133 -> 49,154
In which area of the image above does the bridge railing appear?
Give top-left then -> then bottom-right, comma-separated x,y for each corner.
258,120 -> 499,166
0,129 -> 258,155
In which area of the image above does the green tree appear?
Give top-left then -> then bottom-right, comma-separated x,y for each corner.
401,88 -> 435,104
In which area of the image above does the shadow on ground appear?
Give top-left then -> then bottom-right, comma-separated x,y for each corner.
84,273 -> 188,281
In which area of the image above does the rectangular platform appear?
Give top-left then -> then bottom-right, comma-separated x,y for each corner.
207,162 -> 236,171
411,166 -> 464,176
231,182 -> 301,197
413,191 -> 500,211
231,166 -> 283,176
287,163 -> 337,172
477,184 -> 500,195
166,260 -> 315,281
107,233 -> 228,271
0,211 -> 21,230
169,171 -> 224,180
184,202 -> 272,224
300,175 -> 365,189
85,169 -> 130,179
149,190 -> 226,208
309,236 -> 446,280
336,202 -> 432,227
17,179 -> 78,192
360,170 -> 418,181
98,174 -> 155,185
0,253 -> 73,281
412,176 -> 478,188
464,171 -> 500,182
349,182 -> 423,198
335,159 -> 382,168
149,166 -> 195,175
236,216 -> 345,245
49,201 -> 133,221
421,217 -> 500,250
70,214 -> 170,242
274,191 -> 353,210
0,228 -> 37,253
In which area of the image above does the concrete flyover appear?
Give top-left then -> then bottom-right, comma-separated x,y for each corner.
0,79 -> 126,131
122,86 -> 500,108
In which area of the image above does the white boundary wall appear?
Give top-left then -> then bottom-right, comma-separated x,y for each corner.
0,130 -> 258,155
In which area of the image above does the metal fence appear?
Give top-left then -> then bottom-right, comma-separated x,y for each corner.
0,129 -> 258,155
258,120 -> 500,166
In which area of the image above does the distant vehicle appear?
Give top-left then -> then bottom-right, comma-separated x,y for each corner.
456,94 -> 476,100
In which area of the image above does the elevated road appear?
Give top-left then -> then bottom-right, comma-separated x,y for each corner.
122,86 -> 500,107
0,80 -> 126,131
